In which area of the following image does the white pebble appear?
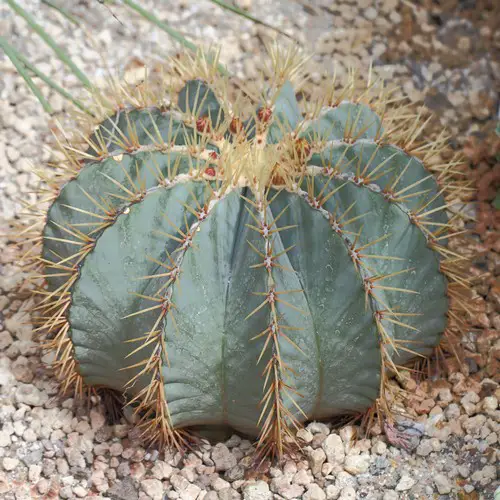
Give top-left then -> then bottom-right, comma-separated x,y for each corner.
433,473 -> 452,494
2,457 -> 19,471
395,475 -> 415,491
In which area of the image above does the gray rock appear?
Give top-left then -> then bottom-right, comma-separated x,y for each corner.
308,448 -> 326,475
371,441 -> 387,455
211,476 -> 230,491
382,492 -> 398,500
370,456 -> 389,474
307,422 -> 330,435
204,492 -> 218,500
339,486 -> 356,500
212,443 -> 237,472
15,384 -> 48,407
181,483 -> 203,499
416,439 -> 433,457
28,464 -> 42,482
56,458 -> 69,475
326,484 -> 340,499
95,425 -> 113,443
385,419 -> 424,450
0,405 -> 15,421
141,478 -> 163,499
89,408 -> 106,430
395,475 -> 415,491
0,331 -> 13,351
0,432 -> 11,448
303,483 -> 326,500
312,433 -> 328,447
4,312 -> 32,341
458,465 -> 470,478
151,460 -> 172,480
433,473 -> 452,494
116,462 -> 131,478
364,7 -> 377,21
322,434 -> 345,464
0,364 -> 14,388
107,478 -> 139,500
72,485 -> 87,498
482,396 -> 498,412
343,455 -> 370,475
438,388 -> 453,404
338,426 -> 355,445
335,471 -> 356,489
59,486 -> 73,499
225,434 -> 242,448
243,481 -> 272,500
17,443 -> 43,467
445,403 -> 461,420
2,457 -> 19,471
218,488 -> 242,500
472,464 -> 496,486
270,474 -> 290,494
297,428 -> 314,443
292,469 -> 311,486
225,464 -> 245,481
64,448 -> 85,468
278,483 -> 305,500
463,414 -> 486,435
171,474 -> 189,492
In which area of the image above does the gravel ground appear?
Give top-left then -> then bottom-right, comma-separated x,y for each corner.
0,1 -> 499,499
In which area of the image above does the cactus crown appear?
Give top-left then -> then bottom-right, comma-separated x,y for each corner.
19,46 -> 469,460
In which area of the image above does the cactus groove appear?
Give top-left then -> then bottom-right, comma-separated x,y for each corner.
23,48 -> 469,459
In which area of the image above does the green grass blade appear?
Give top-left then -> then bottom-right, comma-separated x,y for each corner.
0,36 -> 53,114
13,49 -> 94,116
121,0 -> 229,76
6,0 -> 93,90
209,0 -> 297,41
41,0 -> 82,26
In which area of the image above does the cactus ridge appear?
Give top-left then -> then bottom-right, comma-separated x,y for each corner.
17,47 -> 471,459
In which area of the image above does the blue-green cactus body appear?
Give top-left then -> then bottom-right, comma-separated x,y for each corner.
40,73 -> 451,454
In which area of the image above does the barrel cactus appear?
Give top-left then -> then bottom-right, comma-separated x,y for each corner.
22,48 -> 467,459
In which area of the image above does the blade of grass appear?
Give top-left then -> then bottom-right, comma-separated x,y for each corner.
0,36 -> 53,114
41,0 -> 81,26
209,0 -> 297,41
13,47 -> 94,116
121,0 -> 229,76
6,0 -> 93,90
